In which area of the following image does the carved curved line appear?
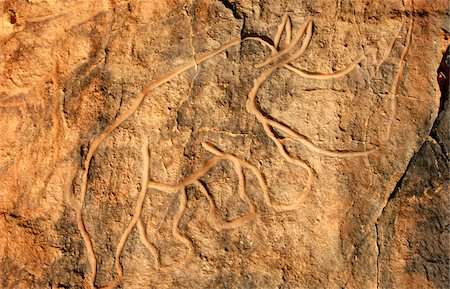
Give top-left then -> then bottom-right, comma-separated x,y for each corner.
274,13 -> 289,49
147,156 -> 223,192
284,54 -> 364,80
76,25 -> 369,285
75,37 -> 251,286
137,190 -> 193,271
147,145 -> 257,231
382,7 -> 413,148
233,159 -> 256,214
136,218 -> 161,268
234,141 -> 313,211
201,141 -> 223,155
244,22 -> 316,210
205,141 -> 313,211
198,142 -> 258,228
283,20 -> 314,63
202,142 -> 256,214
248,27 -> 378,158
99,141 -> 150,288
243,36 -> 278,54
76,210 -> 97,288
74,12 -> 408,286
248,21 -> 374,158
262,122 -> 315,210
246,27 -> 309,125
256,19 -> 312,68
172,188 -> 193,250
194,180 -> 256,231
244,35 -> 371,157
285,17 -> 292,46
269,119 -> 374,157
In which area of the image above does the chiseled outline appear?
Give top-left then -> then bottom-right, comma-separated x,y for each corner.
70,6 -> 414,287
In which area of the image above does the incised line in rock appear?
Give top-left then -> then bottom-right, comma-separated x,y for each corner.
247,16 -> 371,160
71,12 -> 411,288
102,141 -> 258,288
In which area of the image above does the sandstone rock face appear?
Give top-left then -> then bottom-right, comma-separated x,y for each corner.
0,0 -> 448,288
376,47 -> 449,289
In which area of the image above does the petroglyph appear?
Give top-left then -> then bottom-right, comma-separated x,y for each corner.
68,7 -> 414,287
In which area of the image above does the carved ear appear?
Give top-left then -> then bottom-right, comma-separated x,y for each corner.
284,17 -> 292,47
287,19 -> 313,62
256,16 -> 310,69
273,13 -> 292,50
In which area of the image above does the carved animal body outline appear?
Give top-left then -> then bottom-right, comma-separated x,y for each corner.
68,4 -> 414,288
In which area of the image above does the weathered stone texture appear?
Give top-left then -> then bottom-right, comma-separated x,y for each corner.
0,0 -> 448,288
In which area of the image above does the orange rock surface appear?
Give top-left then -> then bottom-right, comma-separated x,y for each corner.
0,0 -> 448,288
